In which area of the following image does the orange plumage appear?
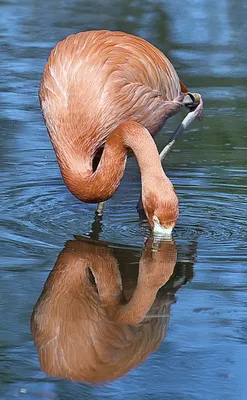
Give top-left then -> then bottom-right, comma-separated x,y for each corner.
39,30 -> 190,231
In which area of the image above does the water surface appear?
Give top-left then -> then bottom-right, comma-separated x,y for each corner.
0,0 -> 247,399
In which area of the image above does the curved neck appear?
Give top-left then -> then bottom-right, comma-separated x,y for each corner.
59,121 -> 170,203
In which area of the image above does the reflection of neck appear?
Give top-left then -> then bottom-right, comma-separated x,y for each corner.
57,120 -> 173,205
116,238 -> 177,324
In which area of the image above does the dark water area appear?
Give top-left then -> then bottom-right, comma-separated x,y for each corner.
0,0 -> 247,399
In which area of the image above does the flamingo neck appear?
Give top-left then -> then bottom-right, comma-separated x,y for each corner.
57,121 -> 173,206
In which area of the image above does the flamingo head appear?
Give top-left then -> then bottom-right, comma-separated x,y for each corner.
142,181 -> 179,237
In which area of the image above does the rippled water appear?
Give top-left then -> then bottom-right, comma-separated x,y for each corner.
1,0 -> 247,399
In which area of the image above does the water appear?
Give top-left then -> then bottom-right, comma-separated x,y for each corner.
0,0 -> 246,399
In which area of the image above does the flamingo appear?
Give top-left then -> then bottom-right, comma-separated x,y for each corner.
39,30 -> 203,234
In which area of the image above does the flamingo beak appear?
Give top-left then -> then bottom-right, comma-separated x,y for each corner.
153,216 -> 173,237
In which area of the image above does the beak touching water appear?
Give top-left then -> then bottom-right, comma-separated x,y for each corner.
153,216 -> 174,238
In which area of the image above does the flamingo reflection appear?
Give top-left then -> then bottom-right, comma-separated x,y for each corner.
31,236 -> 193,383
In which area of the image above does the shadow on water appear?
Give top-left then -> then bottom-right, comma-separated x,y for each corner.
31,227 -> 196,385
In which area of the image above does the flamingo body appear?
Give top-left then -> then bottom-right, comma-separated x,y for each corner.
39,30 -> 189,231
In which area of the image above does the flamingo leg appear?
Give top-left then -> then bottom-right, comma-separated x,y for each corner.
96,201 -> 106,217
159,93 -> 203,162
